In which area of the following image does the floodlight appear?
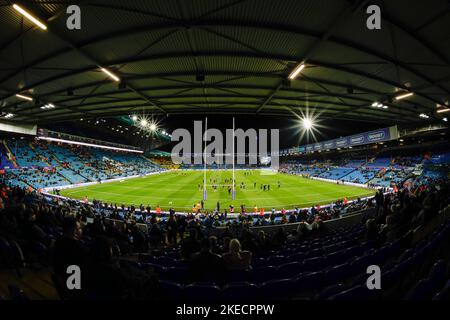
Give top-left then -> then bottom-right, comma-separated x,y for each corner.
395,92 -> 414,100
302,118 -> 313,130
13,4 -> 47,30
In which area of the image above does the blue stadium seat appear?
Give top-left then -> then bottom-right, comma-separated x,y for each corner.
404,278 -> 435,300
183,283 -> 221,301
371,244 -> 392,265
226,270 -> 251,283
157,256 -> 177,267
350,253 -> 374,272
8,240 -> 26,274
252,266 -> 278,283
0,237 -> 13,266
278,262 -> 302,279
323,263 -> 354,286
295,272 -> 324,296
259,279 -> 293,300
287,252 -> 305,263
359,241 -> 375,252
302,256 -> 326,272
322,244 -> 338,254
405,260 -> 448,300
164,266 -> 188,283
159,280 -> 184,299
345,245 -> 363,259
33,241 -> 49,266
265,255 -> 286,266
315,283 -> 345,300
395,256 -> 416,277
432,280 -> 450,301
222,282 -> 259,300
428,260 -> 447,285
325,250 -> 349,266
252,257 -> 267,268
8,284 -> 28,300
329,284 -> 377,300
137,247 -> 155,259
389,239 -> 402,257
306,248 -> 323,258
380,265 -> 401,291
141,263 -> 166,275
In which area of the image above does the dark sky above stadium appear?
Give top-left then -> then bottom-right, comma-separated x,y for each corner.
157,114 -> 382,150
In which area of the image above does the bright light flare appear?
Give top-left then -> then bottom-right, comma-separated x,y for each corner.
13,4 -> 47,30
288,63 -> 305,80
100,68 -> 120,82
133,114 -> 162,137
16,93 -> 33,101
140,119 -> 148,127
395,92 -> 414,100
287,107 -> 323,147
302,117 -> 313,130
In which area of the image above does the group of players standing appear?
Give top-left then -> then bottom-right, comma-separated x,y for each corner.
197,177 -> 281,193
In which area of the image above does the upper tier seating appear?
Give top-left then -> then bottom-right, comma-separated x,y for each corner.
319,167 -> 355,180
3,138 -> 163,189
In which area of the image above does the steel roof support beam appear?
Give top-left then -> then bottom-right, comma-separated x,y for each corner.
9,0 -> 167,115
0,20 -> 444,107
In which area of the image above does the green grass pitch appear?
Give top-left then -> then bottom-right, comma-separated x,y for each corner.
60,170 -> 376,211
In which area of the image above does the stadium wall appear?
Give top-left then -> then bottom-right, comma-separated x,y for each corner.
309,176 -> 371,188
100,207 -> 377,236
42,169 -> 167,192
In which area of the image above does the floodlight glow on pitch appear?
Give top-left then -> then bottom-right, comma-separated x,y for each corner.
149,123 -> 157,131
131,115 -> 138,121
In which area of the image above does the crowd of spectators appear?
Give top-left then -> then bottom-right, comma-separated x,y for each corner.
2,138 -> 163,189
1,168 -> 449,299
280,154 -> 429,186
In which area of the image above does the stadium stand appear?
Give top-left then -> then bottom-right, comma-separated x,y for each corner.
0,176 -> 448,300
1,138 -> 163,190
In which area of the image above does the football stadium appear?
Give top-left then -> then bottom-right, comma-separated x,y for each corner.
0,0 -> 449,309
60,170 -> 376,211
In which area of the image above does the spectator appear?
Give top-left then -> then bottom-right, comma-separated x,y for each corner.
286,229 -> 298,244
86,236 -> 130,299
222,238 -> 252,271
365,218 -> 379,242
189,237 -> 226,283
166,212 -> 178,245
257,230 -> 270,252
53,216 -> 90,298
181,229 -> 201,260
241,230 -> 259,255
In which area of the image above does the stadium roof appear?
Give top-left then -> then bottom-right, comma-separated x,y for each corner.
0,0 -> 449,125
